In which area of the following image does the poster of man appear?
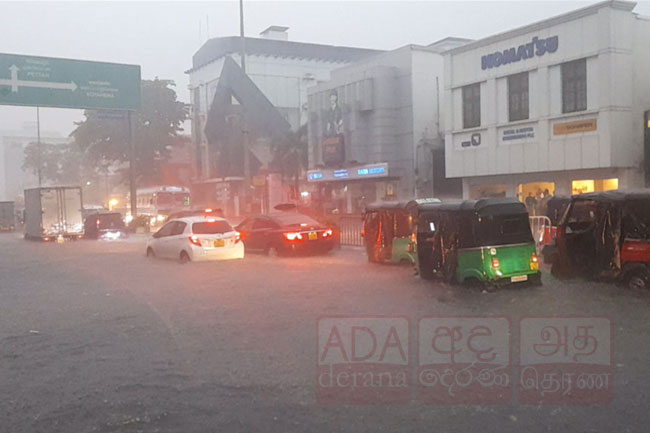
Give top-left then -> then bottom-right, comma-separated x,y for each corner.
324,89 -> 343,138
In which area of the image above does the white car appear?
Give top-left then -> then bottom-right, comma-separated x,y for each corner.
146,216 -> 244,263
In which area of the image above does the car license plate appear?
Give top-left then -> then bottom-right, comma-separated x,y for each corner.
308,232 -> 318,240
214,240 -> 225,247
511,275 -> 528,283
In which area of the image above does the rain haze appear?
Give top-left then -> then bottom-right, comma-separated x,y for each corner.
5,1 -> 650,432
3,0 -> 647,135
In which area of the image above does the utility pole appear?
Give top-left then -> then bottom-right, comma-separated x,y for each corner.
239,0 -> 251,212
128,112 -> 137,218
239,0 -> 246,73
36,107 -> 42,187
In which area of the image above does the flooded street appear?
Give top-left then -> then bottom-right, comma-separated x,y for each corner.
2,233 -> 650,432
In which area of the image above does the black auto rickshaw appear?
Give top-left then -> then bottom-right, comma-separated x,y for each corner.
362,199 -> 440,264
552,190 -> 650,288
415,197 -> 541,287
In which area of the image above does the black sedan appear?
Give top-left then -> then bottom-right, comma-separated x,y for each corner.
236,213 -> 335,256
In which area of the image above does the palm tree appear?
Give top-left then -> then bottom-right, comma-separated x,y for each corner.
270,124 -> 308,199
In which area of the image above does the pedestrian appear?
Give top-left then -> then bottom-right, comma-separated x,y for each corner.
525,192 -> 537,216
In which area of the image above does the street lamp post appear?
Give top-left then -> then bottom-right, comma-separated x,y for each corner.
239,0 -> 251,212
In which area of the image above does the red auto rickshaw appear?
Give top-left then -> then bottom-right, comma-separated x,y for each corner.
552,190 -> 650,289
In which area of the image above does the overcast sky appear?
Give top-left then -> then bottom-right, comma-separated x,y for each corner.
1,0 -> 649,136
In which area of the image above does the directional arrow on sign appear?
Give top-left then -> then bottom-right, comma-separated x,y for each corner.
0,64 -> 77,93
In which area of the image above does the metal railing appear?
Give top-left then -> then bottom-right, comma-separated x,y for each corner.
338,214 -> 364,246
529,215 -> 552,246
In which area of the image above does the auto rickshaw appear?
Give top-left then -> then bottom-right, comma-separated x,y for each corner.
414,197 -> 541,287
362,199 -> 440,264
552,190 -> 650,289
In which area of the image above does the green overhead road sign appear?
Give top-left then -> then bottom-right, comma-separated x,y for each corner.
0,53 -> 141,110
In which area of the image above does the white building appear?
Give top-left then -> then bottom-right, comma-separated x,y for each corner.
306,38 -> 468,213
444,0 -> 650,201
186,26 -> 382,178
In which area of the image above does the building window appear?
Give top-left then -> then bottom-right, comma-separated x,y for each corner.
562,58 -> 587,113
462,83 -> 481,129
508,72 -> 529,122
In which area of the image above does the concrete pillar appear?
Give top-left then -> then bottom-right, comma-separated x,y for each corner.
554,178 -> 572,196
462,178 -> 470,200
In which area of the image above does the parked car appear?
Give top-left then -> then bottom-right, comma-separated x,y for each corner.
236,213 -> 335,256
146,216 -> 244,263
83,212 -> 127,240
552,190 -> 650,289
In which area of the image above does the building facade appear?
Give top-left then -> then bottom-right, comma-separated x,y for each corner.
444,0 -> 650,204
186,26 -> 382,179
306,39 -> 468,214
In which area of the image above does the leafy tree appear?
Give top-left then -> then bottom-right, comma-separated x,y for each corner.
269,124 -> 308,198
23,141 -> 84,184
70,79 -> 188,184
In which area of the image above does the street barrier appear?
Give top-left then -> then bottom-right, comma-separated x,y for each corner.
529,215 -> 552,246
338,214 -> 364,246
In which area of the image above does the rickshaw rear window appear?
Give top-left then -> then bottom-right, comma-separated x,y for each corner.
567,200 -> 597,223
475,214 -> 533,246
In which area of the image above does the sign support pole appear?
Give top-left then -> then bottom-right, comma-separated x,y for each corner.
36,106 -> 42,187
128,111 -> 137,218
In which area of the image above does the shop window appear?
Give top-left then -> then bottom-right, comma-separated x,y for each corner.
572,180 -> 594,195
508,72 -> 529,122
596,178 -> 619,191
562,58 -> 587,113
462,83 -> 481,129
572,178 -> 619,195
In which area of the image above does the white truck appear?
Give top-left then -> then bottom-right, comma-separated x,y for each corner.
24,187 -> 84,241
0,201 -> 15,231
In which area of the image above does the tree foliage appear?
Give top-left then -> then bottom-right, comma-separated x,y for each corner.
23,141 -> 84,184
70,78 -> 188,184
270,124 -> 308,181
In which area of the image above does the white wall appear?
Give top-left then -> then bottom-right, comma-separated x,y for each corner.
444,2 -> 650,185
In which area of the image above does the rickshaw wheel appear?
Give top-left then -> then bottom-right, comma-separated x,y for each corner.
464,278 -> 485,291
419,268 -> 435,280
625,269 -> 650,290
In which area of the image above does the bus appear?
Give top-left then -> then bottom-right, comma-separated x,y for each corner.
130,186 -> 191,229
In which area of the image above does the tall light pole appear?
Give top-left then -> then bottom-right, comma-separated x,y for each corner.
239,0 -> 251,212
239,0 -> 246,73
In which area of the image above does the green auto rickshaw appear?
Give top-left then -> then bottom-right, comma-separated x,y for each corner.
414,197 -> 541,287
362,199 -> 440,264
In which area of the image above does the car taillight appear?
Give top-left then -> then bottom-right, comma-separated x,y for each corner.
322,228 -> 333,238
283,232 -> 303,241
235,231 -> 241,243
491,257 -> 500,269
189,235 -> 201,246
